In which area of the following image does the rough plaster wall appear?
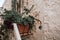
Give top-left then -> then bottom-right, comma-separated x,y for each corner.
24,0 -> 60,40
2,0 -> 12,10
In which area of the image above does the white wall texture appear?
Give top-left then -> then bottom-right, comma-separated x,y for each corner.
2,0 -> 12,10
24,0 -> 60,40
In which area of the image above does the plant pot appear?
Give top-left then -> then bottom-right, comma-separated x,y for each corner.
24,24 -> 29,33
17,24 -> 29,35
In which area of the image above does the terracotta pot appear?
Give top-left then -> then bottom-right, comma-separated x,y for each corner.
17,24 -> 29,34
24,24 -> 29,33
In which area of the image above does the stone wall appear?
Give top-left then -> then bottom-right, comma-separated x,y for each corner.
24,0 -> 60,40
2,0 -> 12,10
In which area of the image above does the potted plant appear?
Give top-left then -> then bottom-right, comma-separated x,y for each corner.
17,15 -> 34,35
3,5 -> 35,36
3,9 -> 22,29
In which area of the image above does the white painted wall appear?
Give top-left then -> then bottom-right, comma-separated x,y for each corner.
24,0 -> 60,40
2,0 -> 12,10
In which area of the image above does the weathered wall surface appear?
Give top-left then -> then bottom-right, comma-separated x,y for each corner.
24,0 -> 60,40
2,0 -> 12,10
